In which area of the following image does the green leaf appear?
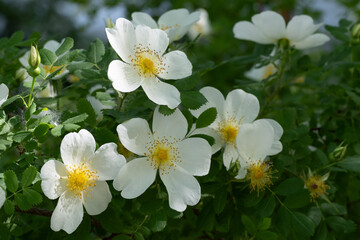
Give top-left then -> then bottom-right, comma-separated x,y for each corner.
8,31 -> 24,46
258,218 -> 271,231
95,127 -> 119,144
88,38 -> 105,63
66,62 -> 94,71
4,170 -> 18,193
196,107 -> 217,129
314,221 -> 328,240
320,202 -> 347,215
1,95 -> 22,108
22,189 -> 42,206
51,125 -> 64,137
13,131 -> 32,143
63,113 -> 88,124
241,214 -> 256,235
148,211 -> 167,232
3,200 -> 14,215
181,91 -> 207,110
213,187 -> 227,214
14,193 -> 32,211
25,102 -> 36,121
275,178 -> 304,196
173,72 -> 202,91
21,166 -> 37,188
284,190 -> 310,209
134,232 -> 144,240
326,216 -> 356,233
337,155 -> 360,172
158,105 -> 176,116
256,230 -> 278,240
181,108 -> 193,133
55,37 -> 74,56
40,48 -> 56,65
189,134 -> 215,146
77,98 -> 97,127
34,123 -> 50,139
64,123 -> 81,131
291,212 -> 315,237
257,194 -> 276,217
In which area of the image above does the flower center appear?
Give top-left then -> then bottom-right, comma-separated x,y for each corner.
130,45 -> 166,78
247,161 -> 273,193
145,137 -> 180,174
305,175 -> 329,200
66,162 -> 98,199
43,65 -> 65,75
263,64 -> 275,80
217,117 -> 241,145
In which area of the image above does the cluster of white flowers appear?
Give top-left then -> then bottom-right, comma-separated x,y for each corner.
34,8 -> 331,234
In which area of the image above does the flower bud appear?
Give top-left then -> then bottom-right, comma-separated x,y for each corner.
106,18 -> 115,28
329,142 -> 347,162
28,67 -> 41,78
29,44 -> 41,69
228,159 -> 241,177
15,68 -> 27,82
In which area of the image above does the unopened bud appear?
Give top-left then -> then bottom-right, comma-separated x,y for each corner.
28,67 -> 41,78
228,159 -> 241,177
29,44 -> 41,69
329,143 -> 347,162
106,18 -> 115,28
15,68 -> 27,82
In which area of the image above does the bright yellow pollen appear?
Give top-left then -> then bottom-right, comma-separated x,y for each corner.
305,175 -> 329,201
140,58 -> 155,75
145,137 -> 181,174
66,162 -> 98,199
218,118 -> 241,145
248,161 -> 273,193
43,65 -> 65,75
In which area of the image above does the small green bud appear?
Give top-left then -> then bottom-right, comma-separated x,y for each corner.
29,44 -> 41,69
106,18 -> 115,28
228,159 -> 241,177
329,142 -> 347,162
28,67 -> 41,78
15,68 -> 27,82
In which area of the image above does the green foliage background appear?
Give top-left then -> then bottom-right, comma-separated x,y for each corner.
0,0 -> 360,239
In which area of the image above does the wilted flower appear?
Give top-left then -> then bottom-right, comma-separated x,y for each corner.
304,169 -> 330,200
106,18 -> 192,109
0,83 -> 9,107
114,107 -> 212,212
233,11 -> 330,49
188,8 -> 212,40
40,129 -> 126,234
236,119 -> 283,190
132,9 -> 200,43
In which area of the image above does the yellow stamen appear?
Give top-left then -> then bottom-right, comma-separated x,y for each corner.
247,161 -> 273,193
217,117 -> 241,145
262,64 -> 275,80
65,162 -> 98,200
305,175 -> 329,201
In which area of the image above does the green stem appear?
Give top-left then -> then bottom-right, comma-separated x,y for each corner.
27,77 -> 36,107
118,93 -> 128,111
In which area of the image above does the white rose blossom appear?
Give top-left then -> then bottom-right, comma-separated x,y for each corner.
188,8 -> 212,40
235,119 -> 283,179
190,86 -> 282,170
106,18 -> 192,109
114,107 -> 212,212
132,8 -> 200,43
233,11 -> 330,49
0,83 -> 9,107
0,187 -> 5,209
40,129 -> 126,234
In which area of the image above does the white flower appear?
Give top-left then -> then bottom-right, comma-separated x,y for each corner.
188,8 -> 212,40
233,11 -> 330,49
114,107 -> 212,212
40,129 -> 126,234
106,18 -> 192,109
235,119 -> 283,179
190,87 -> 260,169
0,187 -> 5,208
132,9 -> 200,43
0,83 -> 9,107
